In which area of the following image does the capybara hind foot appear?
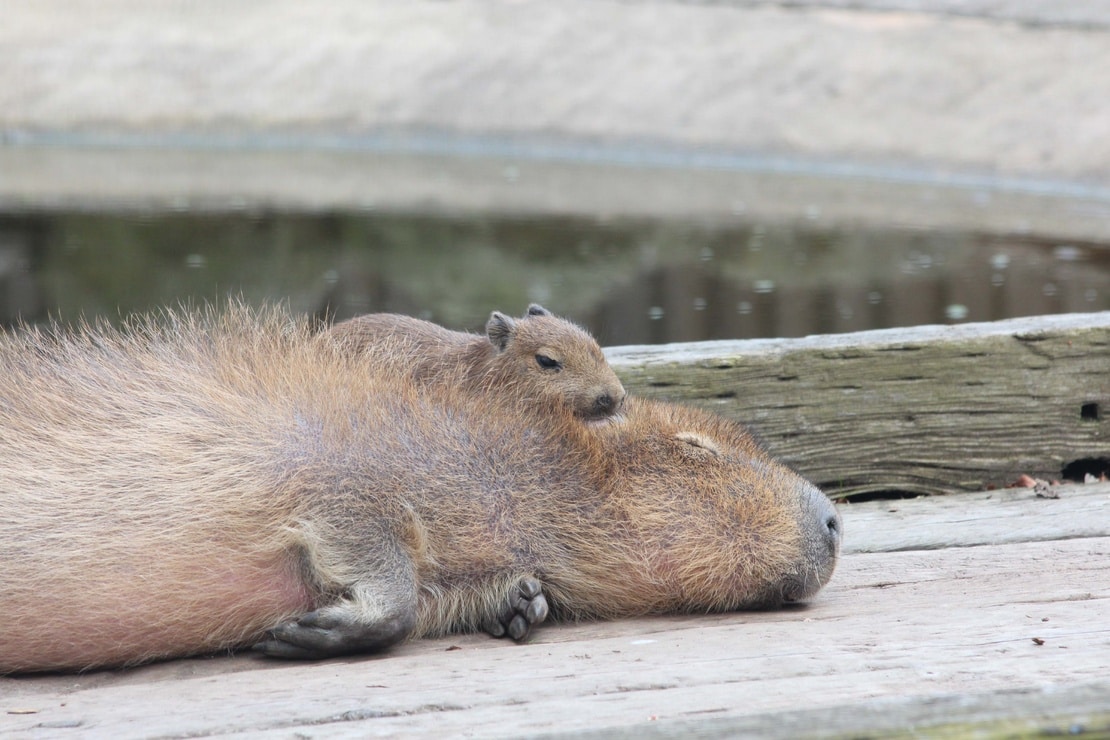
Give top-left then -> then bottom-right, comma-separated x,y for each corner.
485,577 -> 549,641
254,605 -> 415,660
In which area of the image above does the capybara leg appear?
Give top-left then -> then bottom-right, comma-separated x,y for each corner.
254,581 -> 417,660
485,577 -> 549,641
255,526 -> 420,661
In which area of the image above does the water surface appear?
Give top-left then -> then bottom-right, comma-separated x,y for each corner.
1,211 -> 1106,344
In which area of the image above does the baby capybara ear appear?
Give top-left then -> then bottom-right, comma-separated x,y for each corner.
486,311 -> 517,351
526,304 -> 552,317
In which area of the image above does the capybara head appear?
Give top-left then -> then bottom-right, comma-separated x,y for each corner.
484,304 -> 626,421
535,396 -> 841,620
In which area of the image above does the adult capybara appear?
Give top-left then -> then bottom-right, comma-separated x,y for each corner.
0,305 -> 840,674
329,304 -> 626,421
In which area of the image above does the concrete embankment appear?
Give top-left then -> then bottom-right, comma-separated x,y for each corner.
3,1 -> 1110,238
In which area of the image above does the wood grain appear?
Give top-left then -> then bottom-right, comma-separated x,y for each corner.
841,483 -> 1110,553
607,312 -> 1110,497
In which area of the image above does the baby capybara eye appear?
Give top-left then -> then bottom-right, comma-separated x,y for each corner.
535,353 -> 561,370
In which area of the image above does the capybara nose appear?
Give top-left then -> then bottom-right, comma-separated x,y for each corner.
779,485 -> 842,603
812,488 -> 842,558
824,508 -> 842,551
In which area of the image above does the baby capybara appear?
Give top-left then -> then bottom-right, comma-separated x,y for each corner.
330,304 -> 625,421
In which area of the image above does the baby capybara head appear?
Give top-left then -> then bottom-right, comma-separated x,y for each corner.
485,304 -> 626,421
548,397 -> 841,619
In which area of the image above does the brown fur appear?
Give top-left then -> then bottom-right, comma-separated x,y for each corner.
329,305 -> 626,421
0,304 -> 840,674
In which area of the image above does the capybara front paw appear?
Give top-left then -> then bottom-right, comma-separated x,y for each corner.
485,577 -> 549,641
253,607 -> 412,660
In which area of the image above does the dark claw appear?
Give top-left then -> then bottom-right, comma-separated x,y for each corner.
518,578 -> 542,599
508,614 -> 529,640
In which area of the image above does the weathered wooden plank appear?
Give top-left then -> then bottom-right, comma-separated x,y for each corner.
4,533 -> 1107,738
560,682 -> 1110,740
607,312 -> 1110,497
842,481 -> 1110,553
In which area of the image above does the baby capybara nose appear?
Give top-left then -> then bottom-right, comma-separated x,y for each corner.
594,393 -> 618,416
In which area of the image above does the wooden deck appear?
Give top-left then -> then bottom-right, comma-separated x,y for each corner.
3,480 -> 1108,737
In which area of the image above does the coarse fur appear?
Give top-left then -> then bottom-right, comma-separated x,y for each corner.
329,305 -> 626,421
0,304 -> 840,674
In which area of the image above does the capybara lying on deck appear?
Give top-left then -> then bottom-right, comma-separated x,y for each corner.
0,305 -> 840,674
330,304 -> 625,421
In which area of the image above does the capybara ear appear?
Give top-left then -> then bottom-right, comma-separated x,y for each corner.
674,431 -> 722,457
526,304 -> 552,317
486,311 -> 517,350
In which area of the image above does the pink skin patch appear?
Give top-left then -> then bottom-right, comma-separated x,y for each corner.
3,552 -> 315,673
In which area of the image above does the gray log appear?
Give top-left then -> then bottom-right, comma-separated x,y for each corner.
607,312 -> 1110,497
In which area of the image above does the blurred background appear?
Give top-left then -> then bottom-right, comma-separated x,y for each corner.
3,0 -> 1109,342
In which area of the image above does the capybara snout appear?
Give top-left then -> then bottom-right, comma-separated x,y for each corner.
586,389 -> 624,420
774,483 -> 842,604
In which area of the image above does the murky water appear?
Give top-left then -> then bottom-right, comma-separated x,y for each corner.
1,211 -> 1107,344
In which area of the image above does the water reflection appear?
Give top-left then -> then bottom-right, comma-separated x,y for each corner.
0,211 -> 1107,344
